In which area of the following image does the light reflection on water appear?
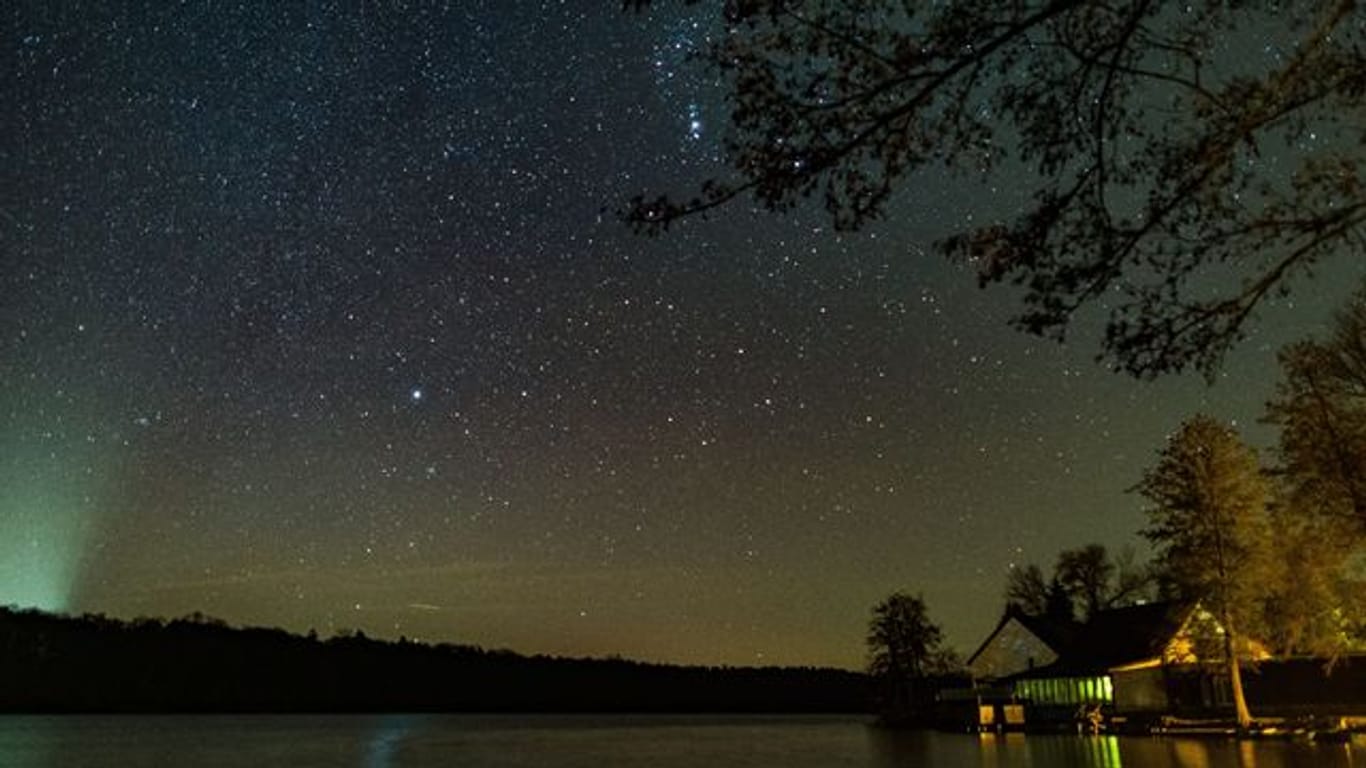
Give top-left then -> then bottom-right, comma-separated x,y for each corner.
993,733 -> 1123,767
0,715 -> 1361,767
367,714 -> 416,768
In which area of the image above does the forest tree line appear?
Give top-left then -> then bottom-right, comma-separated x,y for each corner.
0,606 -> 867,713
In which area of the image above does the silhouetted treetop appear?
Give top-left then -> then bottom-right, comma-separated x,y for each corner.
1005,543 -> 1153,622
624,1 -> 1365,378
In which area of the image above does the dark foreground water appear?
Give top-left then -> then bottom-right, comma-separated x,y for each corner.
0,714 -> 1362,767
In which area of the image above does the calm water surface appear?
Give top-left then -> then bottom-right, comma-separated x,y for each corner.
0,714 -> 1362,767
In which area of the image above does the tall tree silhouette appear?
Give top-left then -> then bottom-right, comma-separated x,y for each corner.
625,1 -> 1365,377
866,592 -> 953,721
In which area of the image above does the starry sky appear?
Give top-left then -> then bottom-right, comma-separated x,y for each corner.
2,2 -> 1360,670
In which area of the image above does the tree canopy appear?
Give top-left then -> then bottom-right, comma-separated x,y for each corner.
1267,285 -> 1366,540
625,1 -> 1365,377
1003,563 -> 1057,618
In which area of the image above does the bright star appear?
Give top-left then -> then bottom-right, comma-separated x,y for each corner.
686,103 -> 703,140
410,388 -> 423,402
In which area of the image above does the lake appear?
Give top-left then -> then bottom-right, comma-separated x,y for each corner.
0,714 -> 1361,767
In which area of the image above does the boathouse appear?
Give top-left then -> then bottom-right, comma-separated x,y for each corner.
962,601 -> 1275,725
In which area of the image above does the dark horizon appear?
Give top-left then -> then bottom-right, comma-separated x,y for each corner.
1,600 -> 864,673
0,604 -> 872,714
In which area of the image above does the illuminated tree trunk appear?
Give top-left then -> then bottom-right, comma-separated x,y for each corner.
1222,617 -> 1253,730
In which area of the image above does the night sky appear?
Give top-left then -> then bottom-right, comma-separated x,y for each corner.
2,3 -> 1360,670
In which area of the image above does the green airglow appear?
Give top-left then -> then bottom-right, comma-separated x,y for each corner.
0,419 -> 108,614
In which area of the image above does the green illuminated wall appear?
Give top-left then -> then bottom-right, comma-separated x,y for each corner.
1014,675 -> 1114,705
